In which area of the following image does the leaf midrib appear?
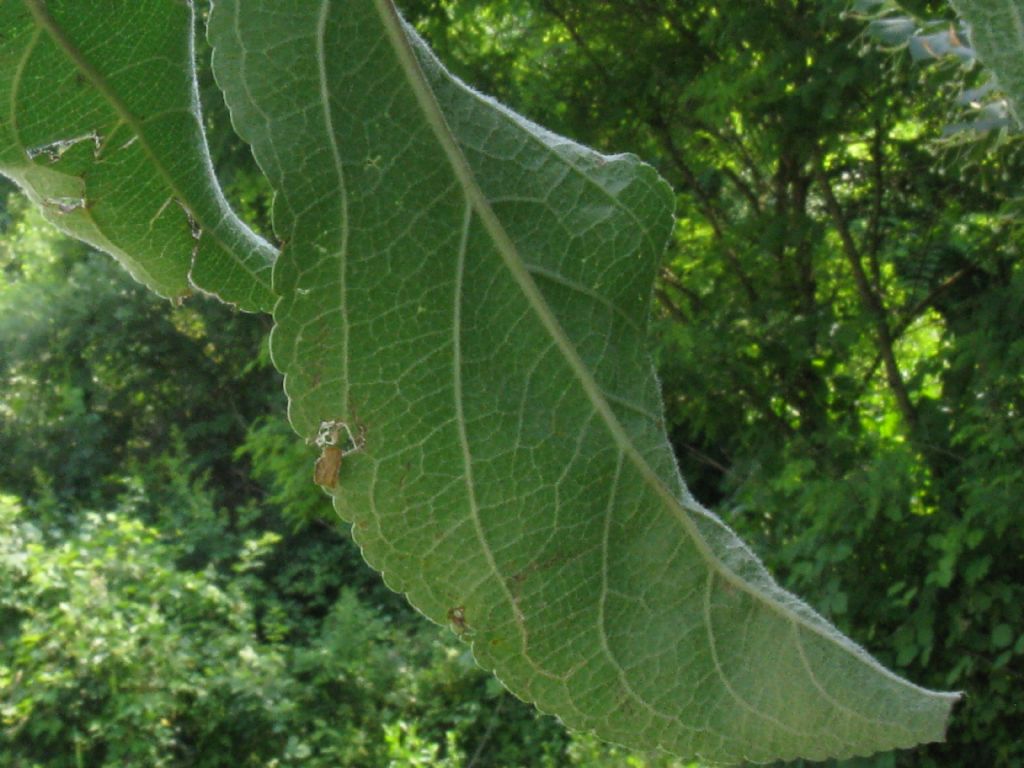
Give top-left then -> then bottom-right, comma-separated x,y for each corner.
316,0 -> 350,416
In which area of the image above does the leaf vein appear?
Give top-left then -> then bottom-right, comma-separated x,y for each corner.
317,0 -> 350,413
702,572 -> 811,739
452,199 -> 532,668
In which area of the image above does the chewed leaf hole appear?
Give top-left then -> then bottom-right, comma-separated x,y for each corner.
27,131 -> 101,162
43,196 -> 86,214
314,420 -> 364,453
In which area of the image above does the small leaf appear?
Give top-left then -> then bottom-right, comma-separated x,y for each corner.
0,0 -> 275,310
907,27 -> 975,63
991,624 -> 1014,649
867,17 -> 918,47
210,0 -> 959,762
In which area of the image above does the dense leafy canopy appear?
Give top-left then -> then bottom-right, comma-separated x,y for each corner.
1,0 -> 1022,765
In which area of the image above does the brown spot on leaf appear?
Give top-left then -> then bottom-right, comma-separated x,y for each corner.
313,445 -> 343,489
448,606 -> 470,637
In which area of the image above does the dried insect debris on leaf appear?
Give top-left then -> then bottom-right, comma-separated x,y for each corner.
43,196 -> 86,215
312,420 -> 364,489
448,606 -> 472,638
314,445 -> 344,489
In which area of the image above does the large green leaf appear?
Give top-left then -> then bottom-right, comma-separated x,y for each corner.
0,0 -> 275,310
209,0 -> 959,762
948,0 -> 1024,126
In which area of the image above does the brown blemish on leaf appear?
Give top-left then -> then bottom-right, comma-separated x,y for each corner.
313,444 -> 343,489
448,606 -> 471,637
311,419 -> 366,490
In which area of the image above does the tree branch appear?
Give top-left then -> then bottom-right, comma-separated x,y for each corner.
720,165 -> 763,214
857,265 -> 977,394
659,266 -> 704,311
814,160 -> 918,432
630,0 -> 717,61
536,0 -> 613,87
679,442 -> 731,475
655,288 -> 691,325
868,120 -> 886,292
650,115 -> 760,304
719,124 -> 768,196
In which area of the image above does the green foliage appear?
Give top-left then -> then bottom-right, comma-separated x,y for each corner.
0,200 -> 274,510
0,494 -> 293,766
0,482 -> 581,767
0,0 -> 274,309
2,0 -> 1022,765
852,0 -> 1023,143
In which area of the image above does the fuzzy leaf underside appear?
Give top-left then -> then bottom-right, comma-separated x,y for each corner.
949,0 -> 1024,125
0,0 -> 275,310
209,0 -> 959,762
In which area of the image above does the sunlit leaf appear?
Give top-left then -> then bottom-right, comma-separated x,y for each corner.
0,0 -> 275,310
210,0 -> 959,762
